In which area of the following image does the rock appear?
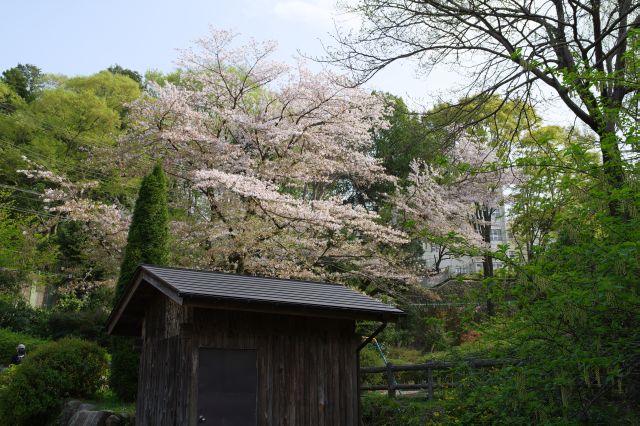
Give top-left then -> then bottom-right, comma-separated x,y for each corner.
59,399 -> 84,426
105,414 -> 122,426
68,410 -> 110,426
77,403 -> 97,411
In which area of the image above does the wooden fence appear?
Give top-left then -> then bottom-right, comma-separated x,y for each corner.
360,359 -> 517,399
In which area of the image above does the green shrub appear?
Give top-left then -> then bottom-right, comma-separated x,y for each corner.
361,393 -> 440,426
0,337 -> 108,426
109,337 -> 139,402
360,344 -> 386,386
0,294 -> 49,336
47,308 -> 110,347
0,328 -> 48,366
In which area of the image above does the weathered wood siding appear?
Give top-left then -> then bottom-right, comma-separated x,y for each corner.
136,297 -> 195,426
136,296 -> 359,426
192,308 -> 359,426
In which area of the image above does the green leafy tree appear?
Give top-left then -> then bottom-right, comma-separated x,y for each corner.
0,70 -> 142,327
510,126 -> 597,261
1,64 -> 43,102
372,94 -> 438,181
110,163 -> 169,401
331,0 -> 639,218
65,70 -> 142,114
143,69 -> 183,88
107,64 -> 143,87
0,82 -> 25,114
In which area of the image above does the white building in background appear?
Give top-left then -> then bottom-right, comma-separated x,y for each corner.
422,207 -> 514,280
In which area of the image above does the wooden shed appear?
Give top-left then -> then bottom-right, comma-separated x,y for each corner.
107,265 -> 404,426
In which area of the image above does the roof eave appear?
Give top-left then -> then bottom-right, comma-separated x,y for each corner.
181,293 -> 404,322
106,266 -> 184,336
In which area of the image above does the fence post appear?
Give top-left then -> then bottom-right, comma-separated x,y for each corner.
427,367 -> 434,400
386,363 -> 396,398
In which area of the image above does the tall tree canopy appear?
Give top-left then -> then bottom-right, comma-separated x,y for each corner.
123,29 -> 412,286
111,163 -> 169,402
114,163 -> 169,301
329,0 -> 640,216
1,64 -> 43,102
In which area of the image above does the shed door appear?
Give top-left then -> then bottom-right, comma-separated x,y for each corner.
197,348 -> 257,425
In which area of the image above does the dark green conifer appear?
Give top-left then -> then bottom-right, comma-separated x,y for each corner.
110,163 -> 169,401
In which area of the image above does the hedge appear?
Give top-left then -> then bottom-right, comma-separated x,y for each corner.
0,328 -> 48,367
0,337 -> 108,426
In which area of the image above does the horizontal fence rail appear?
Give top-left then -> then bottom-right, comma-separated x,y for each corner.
360,359 -> 519,398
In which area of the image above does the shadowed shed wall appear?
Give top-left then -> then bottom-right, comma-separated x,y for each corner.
136,296 -> 359,426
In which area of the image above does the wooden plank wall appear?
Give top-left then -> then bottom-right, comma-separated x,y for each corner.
136,298 -> 359,426
192,308 -> 359,426
136,297 -> 194,426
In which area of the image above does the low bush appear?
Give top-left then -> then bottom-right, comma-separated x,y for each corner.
0,328 -> 48,366
109,336 -> 139,402
0,294 -> 48,336
47,308 -> 110,347
361,393 -> 442,426
0,337 -> 108,426
360,344 -> 386,386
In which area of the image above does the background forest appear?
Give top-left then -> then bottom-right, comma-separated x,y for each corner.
0,11 -> 638,425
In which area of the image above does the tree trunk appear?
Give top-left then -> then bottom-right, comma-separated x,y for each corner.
477,204 -> 496,316
434,254 -> 441,274
599,129 -> 626,218
483,254 -> 495,316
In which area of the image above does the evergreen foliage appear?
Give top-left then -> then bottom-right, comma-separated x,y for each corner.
114,163 -> 169,302
110,163 -> 169,402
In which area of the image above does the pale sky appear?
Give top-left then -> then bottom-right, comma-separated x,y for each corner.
3,0 -> 575,125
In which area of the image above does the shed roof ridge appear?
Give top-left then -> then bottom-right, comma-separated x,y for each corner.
178,291 -> 402,312
141,264 -> 348,287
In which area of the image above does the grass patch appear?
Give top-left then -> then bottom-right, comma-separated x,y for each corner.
91,388 -> 135,415
361,392 -> 457,426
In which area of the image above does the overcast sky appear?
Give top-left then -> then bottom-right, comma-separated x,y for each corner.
3,0 -> 577,125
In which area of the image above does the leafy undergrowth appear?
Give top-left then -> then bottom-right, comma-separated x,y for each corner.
91,388 -> 136,415
0,328 -> 48,367
361,392 -> 461,426
0,337 -> 108,426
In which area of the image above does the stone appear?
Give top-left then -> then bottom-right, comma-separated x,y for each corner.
67,410 -> 110,426
105,414 -> 122,426
59,399 -> 84,426
77,403 -> 97,411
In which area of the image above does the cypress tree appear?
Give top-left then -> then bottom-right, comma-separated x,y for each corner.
110,163 -> 169,401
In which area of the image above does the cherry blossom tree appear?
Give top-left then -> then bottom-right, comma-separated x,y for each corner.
123,29 -> 413,285
18,158 -> 129,275
399,134 -> 518,313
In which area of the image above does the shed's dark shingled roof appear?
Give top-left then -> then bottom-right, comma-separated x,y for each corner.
108,265 -> 404,335
144,265 -> 402,314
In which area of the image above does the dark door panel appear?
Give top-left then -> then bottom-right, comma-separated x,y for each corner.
198,348 -> 257,426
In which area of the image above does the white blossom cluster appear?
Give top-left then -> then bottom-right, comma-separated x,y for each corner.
125,28 -> 410,282
400,135 -> 519,247
18,162 -> 129,251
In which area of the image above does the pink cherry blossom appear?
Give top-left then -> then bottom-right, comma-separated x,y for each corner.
122,28 -> 412,283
